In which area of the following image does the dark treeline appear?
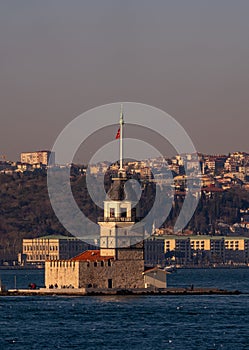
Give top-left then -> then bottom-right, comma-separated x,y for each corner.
1,171 -> 249,260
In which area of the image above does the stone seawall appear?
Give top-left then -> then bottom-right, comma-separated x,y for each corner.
0,287 -> 241,296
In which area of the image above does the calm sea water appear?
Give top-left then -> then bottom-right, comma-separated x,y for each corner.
0,268 -> 249,350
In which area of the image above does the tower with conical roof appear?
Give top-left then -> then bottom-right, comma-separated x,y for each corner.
45,106 -> 146,290
98,106 -> 145,261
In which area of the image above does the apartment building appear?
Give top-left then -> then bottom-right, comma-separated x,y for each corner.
21,150 -> 55,166
145,235 -> 249,266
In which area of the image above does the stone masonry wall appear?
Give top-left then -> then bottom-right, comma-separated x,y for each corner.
116,248 -> 144,260
45,261 -> 80,288
78,258 -> 144,289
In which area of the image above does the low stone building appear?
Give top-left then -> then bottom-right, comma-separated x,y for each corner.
45,247 -> 144,289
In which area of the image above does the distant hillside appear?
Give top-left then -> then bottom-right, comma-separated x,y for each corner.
1,170 -> 249,261
0,170 -> 104,261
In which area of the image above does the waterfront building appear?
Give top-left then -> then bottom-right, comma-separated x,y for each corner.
22,235 -> 88,264
144,235 -> 249,266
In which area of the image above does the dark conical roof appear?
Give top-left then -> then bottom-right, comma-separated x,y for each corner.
107,173 -> 138,201
107,178 -> 125,201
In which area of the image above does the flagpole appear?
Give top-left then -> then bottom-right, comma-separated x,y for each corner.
119,104 -> 124,171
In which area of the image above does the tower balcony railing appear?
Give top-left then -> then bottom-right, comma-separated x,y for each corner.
98,216 -> 141,223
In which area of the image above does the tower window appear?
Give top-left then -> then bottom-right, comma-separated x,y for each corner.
110,208 -> 115,218
121,208 -> 127,218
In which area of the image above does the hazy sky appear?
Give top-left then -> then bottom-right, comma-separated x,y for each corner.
1,1 -> 249,161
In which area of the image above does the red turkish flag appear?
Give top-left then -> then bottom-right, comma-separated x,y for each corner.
115,128 -> 120,139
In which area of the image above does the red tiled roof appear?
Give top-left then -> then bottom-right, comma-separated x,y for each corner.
70,250 -> 113,262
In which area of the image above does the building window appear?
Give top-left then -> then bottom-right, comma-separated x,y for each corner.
108,279 -> 113,288
110,208 -> 115,218
94,262 -> 97,267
